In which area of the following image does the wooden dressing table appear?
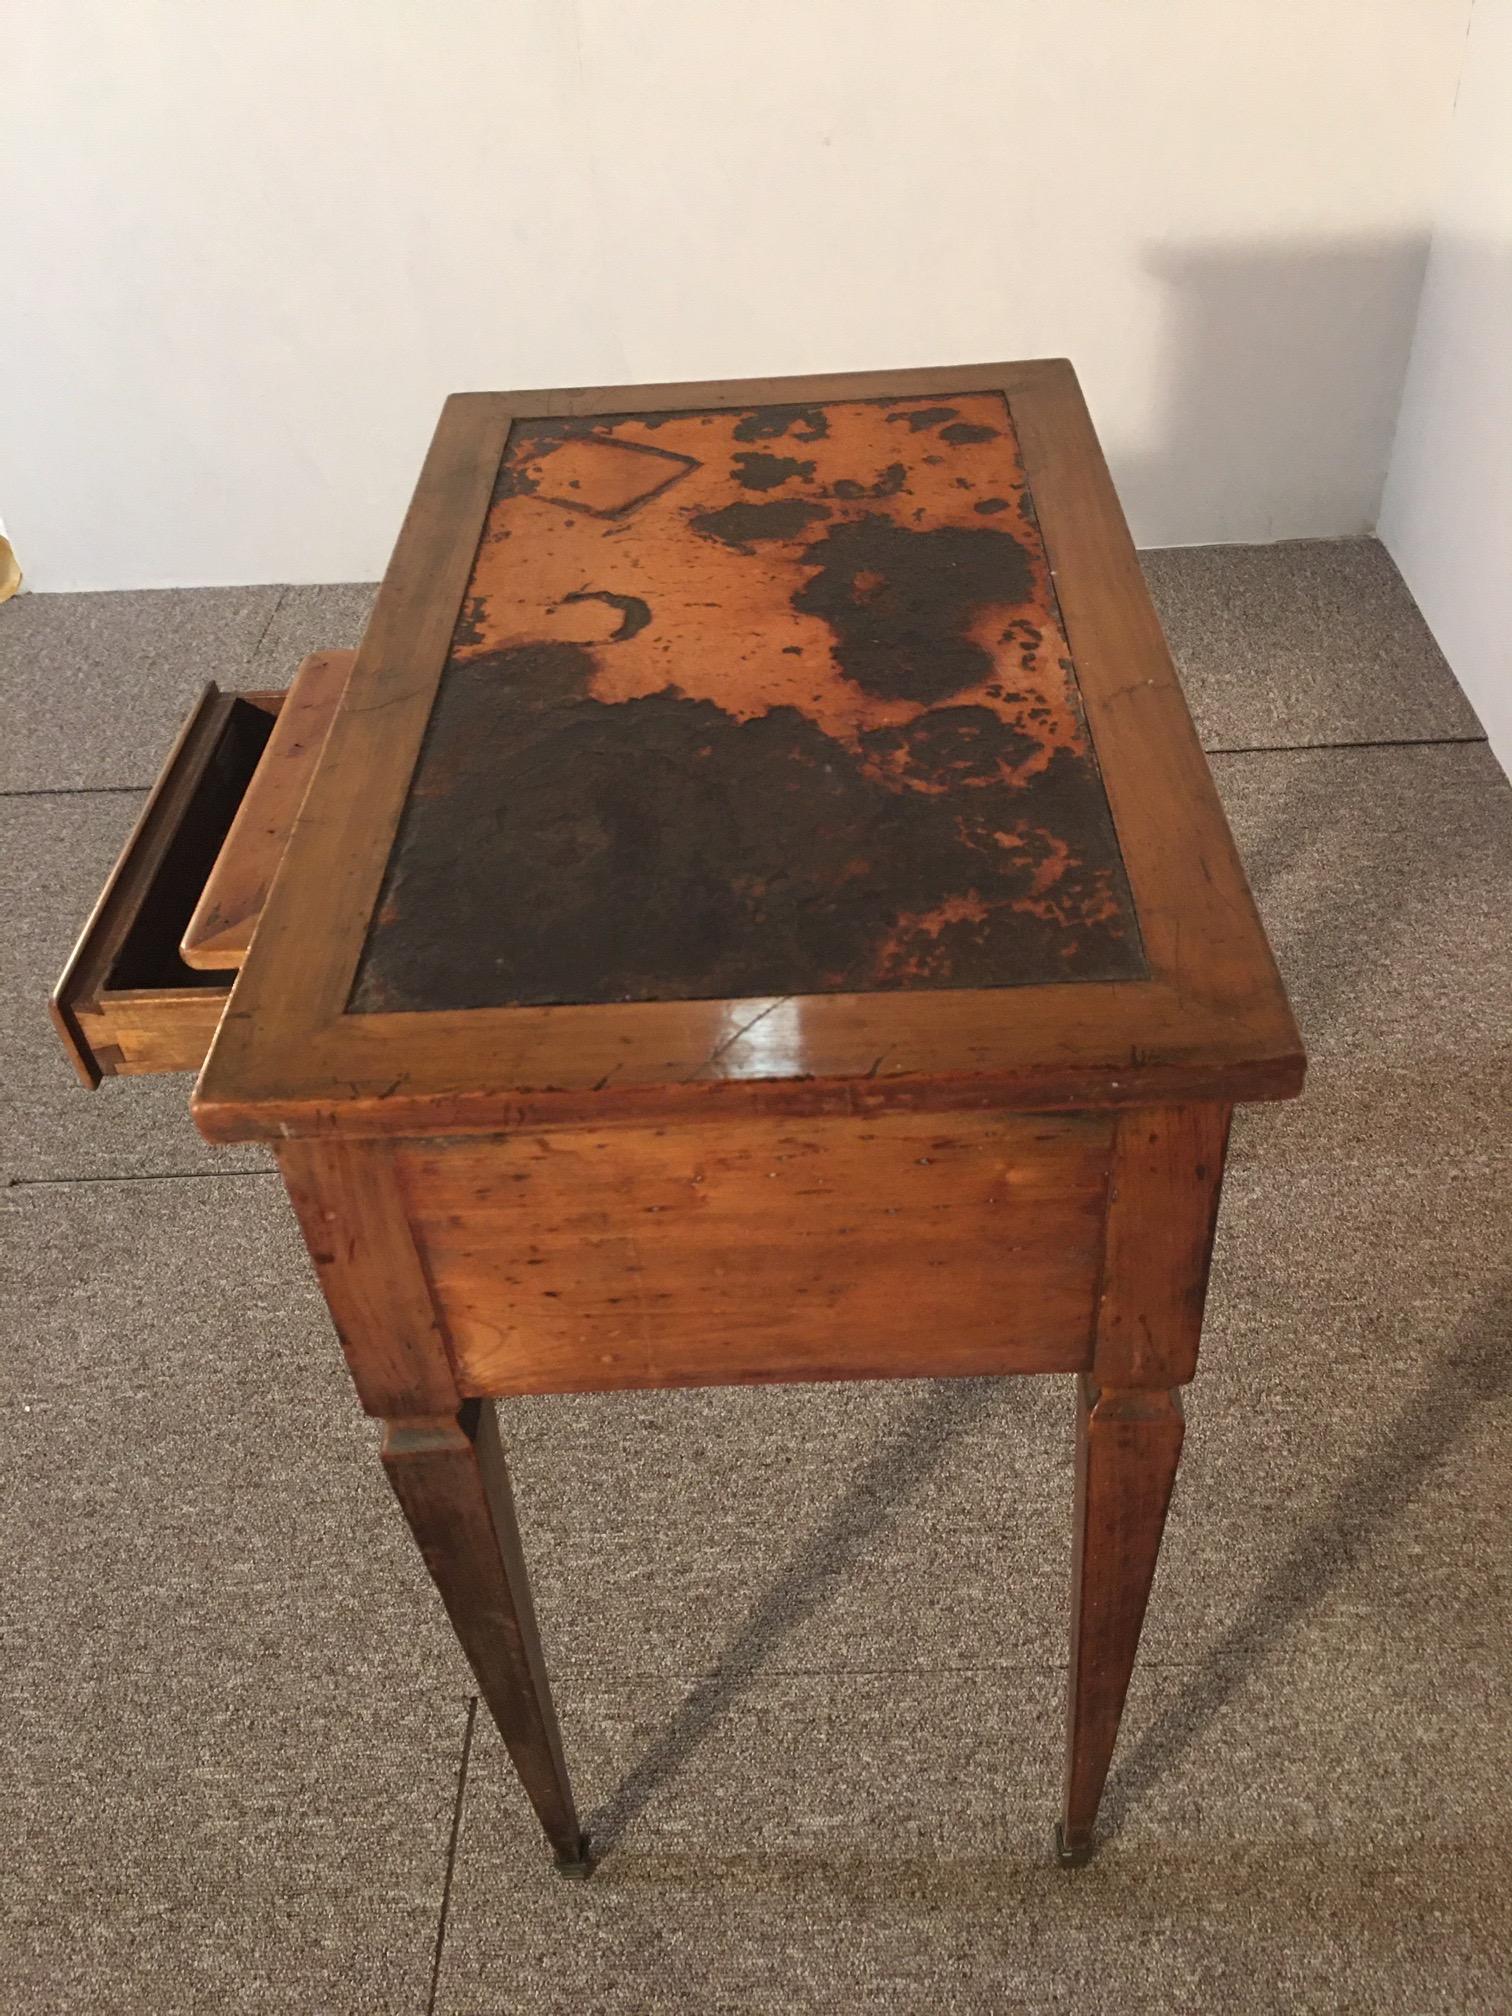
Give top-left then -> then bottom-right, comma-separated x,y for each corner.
51,360 -> 1303,1874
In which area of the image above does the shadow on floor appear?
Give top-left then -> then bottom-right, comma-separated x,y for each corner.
587,1374 -> 1019,1858
1103,1277 -> 1512,1835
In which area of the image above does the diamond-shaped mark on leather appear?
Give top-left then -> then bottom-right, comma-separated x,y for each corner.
521,436 -> 698,518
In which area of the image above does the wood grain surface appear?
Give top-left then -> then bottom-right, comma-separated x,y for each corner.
278,1136 -> 461,1416
1061,1377 -> 1185,1858
382,1404 -> 586,1868
181,649 -> 351,970
395,1108 -> 1110,1395
1094,1103 -> 1232,1388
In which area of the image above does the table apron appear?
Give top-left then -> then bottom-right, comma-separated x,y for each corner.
392,1108 -> 1113,1396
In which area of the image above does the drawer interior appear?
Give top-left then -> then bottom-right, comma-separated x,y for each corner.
107,697 -> 275,989
51,686 -> 280,1084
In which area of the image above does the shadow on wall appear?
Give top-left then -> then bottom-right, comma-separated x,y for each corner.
1379,231 -> 1512,772
1107,235 -> 1433,547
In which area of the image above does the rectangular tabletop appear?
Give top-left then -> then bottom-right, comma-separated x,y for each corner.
194,360 -> 1302,1143
352,390 -> 1145,1014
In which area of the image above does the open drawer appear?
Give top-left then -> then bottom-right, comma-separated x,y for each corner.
50,651 -> 351,1084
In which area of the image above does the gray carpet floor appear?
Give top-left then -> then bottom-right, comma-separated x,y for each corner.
3,539 -> 1509,2013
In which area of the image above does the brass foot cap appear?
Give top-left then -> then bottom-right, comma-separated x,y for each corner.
1055,1823 -> 1094,1869
554,1835 -> 594,1880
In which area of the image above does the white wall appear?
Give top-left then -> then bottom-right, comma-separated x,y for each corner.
1380,0 -> 1512,774
1,0 -> 1472,591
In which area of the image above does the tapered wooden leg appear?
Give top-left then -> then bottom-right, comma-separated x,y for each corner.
382,1400 -> 589,1874
1059,1376 -> 1185,1865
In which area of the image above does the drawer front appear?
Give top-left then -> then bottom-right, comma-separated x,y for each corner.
50,653 -> 349,1085
51,685 -> 273,1083
396,1110 -> 1112,1396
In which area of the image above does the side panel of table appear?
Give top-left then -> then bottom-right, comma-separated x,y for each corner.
390,1108 -> 1113,1395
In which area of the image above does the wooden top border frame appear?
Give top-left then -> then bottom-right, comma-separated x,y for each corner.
193,360 -> 1304,1144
